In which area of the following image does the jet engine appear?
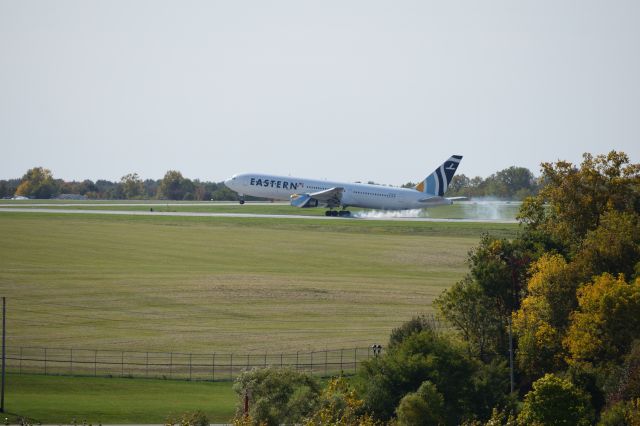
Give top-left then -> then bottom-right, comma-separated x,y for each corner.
290,194 -> 319,208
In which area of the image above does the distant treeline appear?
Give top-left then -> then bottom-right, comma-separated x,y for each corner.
401,165 -> 540,200
0,168 -> 241,201
1,165 -> 540,200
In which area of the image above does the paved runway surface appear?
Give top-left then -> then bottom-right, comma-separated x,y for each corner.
0,207 -> 518,223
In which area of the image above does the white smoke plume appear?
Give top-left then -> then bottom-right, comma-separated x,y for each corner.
352,209 -> 425,219
458,199 -> 521,221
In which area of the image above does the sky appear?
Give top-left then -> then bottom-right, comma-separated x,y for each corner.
1,1 -> 639,185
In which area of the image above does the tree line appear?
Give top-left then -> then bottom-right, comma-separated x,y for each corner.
229,151 -> 639,425
1,165 -> 540,201
0,168 -> 239,201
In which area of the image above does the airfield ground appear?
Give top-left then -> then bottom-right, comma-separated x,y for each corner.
0,203 -> 519,422
0,208 -> 518,353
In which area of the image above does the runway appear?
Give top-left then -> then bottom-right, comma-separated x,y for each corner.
0,207 -> 518,223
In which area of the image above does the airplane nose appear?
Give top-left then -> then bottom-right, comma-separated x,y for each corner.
224,177 -> 236,189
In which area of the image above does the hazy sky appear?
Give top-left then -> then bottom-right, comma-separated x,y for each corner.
1,1 -> 639,185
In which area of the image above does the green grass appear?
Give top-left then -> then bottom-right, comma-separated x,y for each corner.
0,211 -> 519,423
0,211 -> 518,355
4,373 -> 236,424
0,199 -> 522,220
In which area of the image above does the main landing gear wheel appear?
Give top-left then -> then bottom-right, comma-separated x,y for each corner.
325,210 -> 351,217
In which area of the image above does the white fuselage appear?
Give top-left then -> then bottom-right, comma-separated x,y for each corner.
224,173 -> 452,210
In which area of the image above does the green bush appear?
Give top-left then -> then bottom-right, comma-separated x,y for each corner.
517,374 -> 594,426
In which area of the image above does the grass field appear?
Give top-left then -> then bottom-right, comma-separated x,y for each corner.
0,210 -> 519,355
4,373 -> 236,424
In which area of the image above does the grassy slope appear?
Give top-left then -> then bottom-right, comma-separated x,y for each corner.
5,374 -> 236,424
0,212 -> 518,424
0,212 -> 518,354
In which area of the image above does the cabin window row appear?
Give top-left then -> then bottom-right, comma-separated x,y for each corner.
353,191 -> 396,198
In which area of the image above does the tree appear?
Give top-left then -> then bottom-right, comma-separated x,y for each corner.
15,167 -> 60,199
565,274 -> 640,366
120,173 -> 144,199
0,179 -> 20,198
357,328 -> 478,423
518,151 -> 640,251
232,367 -> 320,426
517,374 -> 594,426
396,381 -> 445,426
468,235 -> 530,317
572,210 -> 640,282
388,314 -> 439,350
434,277 -> 503,361
158,170 -> 195,200
598,400 -> 640,426
494,167 -> 536,199
143,179 -> 159,199
447,174 -> 471,196
512,254 -> 578,377
303,377 -> 378,426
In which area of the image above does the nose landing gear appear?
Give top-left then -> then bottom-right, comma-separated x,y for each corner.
239,195 -> 245,205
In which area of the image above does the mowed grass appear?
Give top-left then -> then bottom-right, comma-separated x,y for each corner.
0,199 -> 522,220
4,373 -> 236,424
0,212 -> 518,354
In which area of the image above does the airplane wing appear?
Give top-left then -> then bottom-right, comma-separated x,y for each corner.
417,195 -> 468,207
290,187 -> 344,208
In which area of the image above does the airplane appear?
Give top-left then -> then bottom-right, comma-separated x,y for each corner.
224,155 -> 463,217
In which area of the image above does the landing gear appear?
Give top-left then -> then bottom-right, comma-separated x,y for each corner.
325,210 -> 351,217
239,195 -> 245,205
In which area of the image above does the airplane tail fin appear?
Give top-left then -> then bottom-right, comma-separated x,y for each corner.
415,155 -> 463,196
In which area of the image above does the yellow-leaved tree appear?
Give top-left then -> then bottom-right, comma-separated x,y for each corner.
512,254 -> 578,377
565,273 -> 640,366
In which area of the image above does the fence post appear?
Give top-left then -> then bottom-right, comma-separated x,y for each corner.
94,350 -> 97,377
296,352 -> 299,371
354,348 -> 357,374
310,351 -> 313,374
169,352 -> 173,379
324,350 -> 328,377
44,348 -> 47,375
246,354 -> 249,371
340,349 -> 343,374
146,352 -> 149,377
70,348 -> 73,375
19,347 -> 22,375
280,353 -> 283,368
264,352 -> 267,368
121,351 -> 124,377
230,354 -> 233,381
212,353 -> 215,382
189,353 -> 192,381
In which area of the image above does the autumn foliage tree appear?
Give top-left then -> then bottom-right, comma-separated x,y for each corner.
15,167 -> 60,199
512,254 -> 576,377
564,274 -> 640,366
518,151 -> 640,251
